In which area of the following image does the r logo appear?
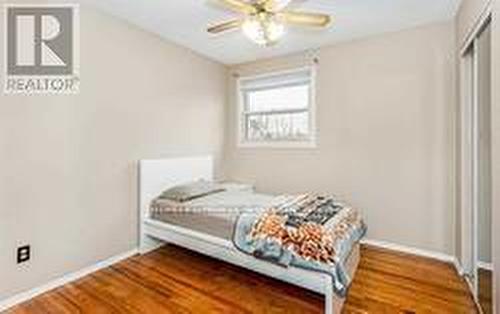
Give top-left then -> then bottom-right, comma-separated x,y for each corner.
7,7 -> 73,76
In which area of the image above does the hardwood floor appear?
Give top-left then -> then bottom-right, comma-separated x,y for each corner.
8,244 -> 477,314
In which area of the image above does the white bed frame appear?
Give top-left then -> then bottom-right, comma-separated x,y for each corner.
139,156 -> 351,314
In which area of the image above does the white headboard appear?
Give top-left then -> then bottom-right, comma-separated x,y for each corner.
138,156 -> 214,251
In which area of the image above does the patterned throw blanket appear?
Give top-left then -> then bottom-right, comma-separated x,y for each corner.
233,194 -> 366,297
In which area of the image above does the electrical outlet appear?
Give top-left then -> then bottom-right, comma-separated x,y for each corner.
17,245 -> 30,264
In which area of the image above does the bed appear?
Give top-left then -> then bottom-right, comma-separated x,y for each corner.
139,156 -> 361,314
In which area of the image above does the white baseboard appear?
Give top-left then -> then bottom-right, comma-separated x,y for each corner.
361,239 -> 467,277
452,257 -> 465,276
361,238 -> 456,263
0,248 -> 138,312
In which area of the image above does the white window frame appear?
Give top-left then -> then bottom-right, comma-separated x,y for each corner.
236,66 -> 317,148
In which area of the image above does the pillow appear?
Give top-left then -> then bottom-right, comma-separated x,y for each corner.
159,180 -> 225,202
217,182 -> 254,193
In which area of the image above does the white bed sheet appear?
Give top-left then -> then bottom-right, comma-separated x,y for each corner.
151,190 -> 275,240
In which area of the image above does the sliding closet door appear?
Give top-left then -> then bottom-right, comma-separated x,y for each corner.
476,22 -> 492,314
460,18 -> 493,313
460,46 -> 475,282
477,22 -> 492,268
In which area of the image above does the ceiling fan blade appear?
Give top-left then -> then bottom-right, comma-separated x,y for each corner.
262,0 -> 293,12
215,0 -> 257,14
207,19 -> 243,34
282,11 -> 331,27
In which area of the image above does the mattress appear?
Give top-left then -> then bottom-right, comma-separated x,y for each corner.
151,190 -> 275,240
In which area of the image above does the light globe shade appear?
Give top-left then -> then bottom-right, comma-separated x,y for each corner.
242,14 -> 285,46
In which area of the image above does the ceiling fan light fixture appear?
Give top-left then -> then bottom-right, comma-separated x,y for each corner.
208,0 -> 331,47
242,14 -> 284,46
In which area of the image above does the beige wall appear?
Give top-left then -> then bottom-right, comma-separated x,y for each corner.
224,22 -> 457,254
0,5 -> 226,300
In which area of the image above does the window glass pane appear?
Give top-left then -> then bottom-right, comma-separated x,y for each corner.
246,84 -> 309,112
246,111 -> 309,141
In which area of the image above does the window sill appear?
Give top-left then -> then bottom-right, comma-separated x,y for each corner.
237,140 -> 317,149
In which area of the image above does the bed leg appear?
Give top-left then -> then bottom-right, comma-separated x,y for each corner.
139,233 -> 163,254
324,280 -> 334,314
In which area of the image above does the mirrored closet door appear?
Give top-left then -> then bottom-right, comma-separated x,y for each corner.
460,14 -> 493,314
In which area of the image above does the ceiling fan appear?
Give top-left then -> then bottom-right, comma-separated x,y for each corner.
207,0 -> 331,46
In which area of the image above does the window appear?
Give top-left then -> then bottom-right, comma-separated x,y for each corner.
237,67 -> 316,147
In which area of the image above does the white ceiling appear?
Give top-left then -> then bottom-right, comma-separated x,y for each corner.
81,0 -> 462,65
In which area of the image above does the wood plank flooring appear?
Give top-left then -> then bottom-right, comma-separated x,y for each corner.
7,244 -> 477,314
